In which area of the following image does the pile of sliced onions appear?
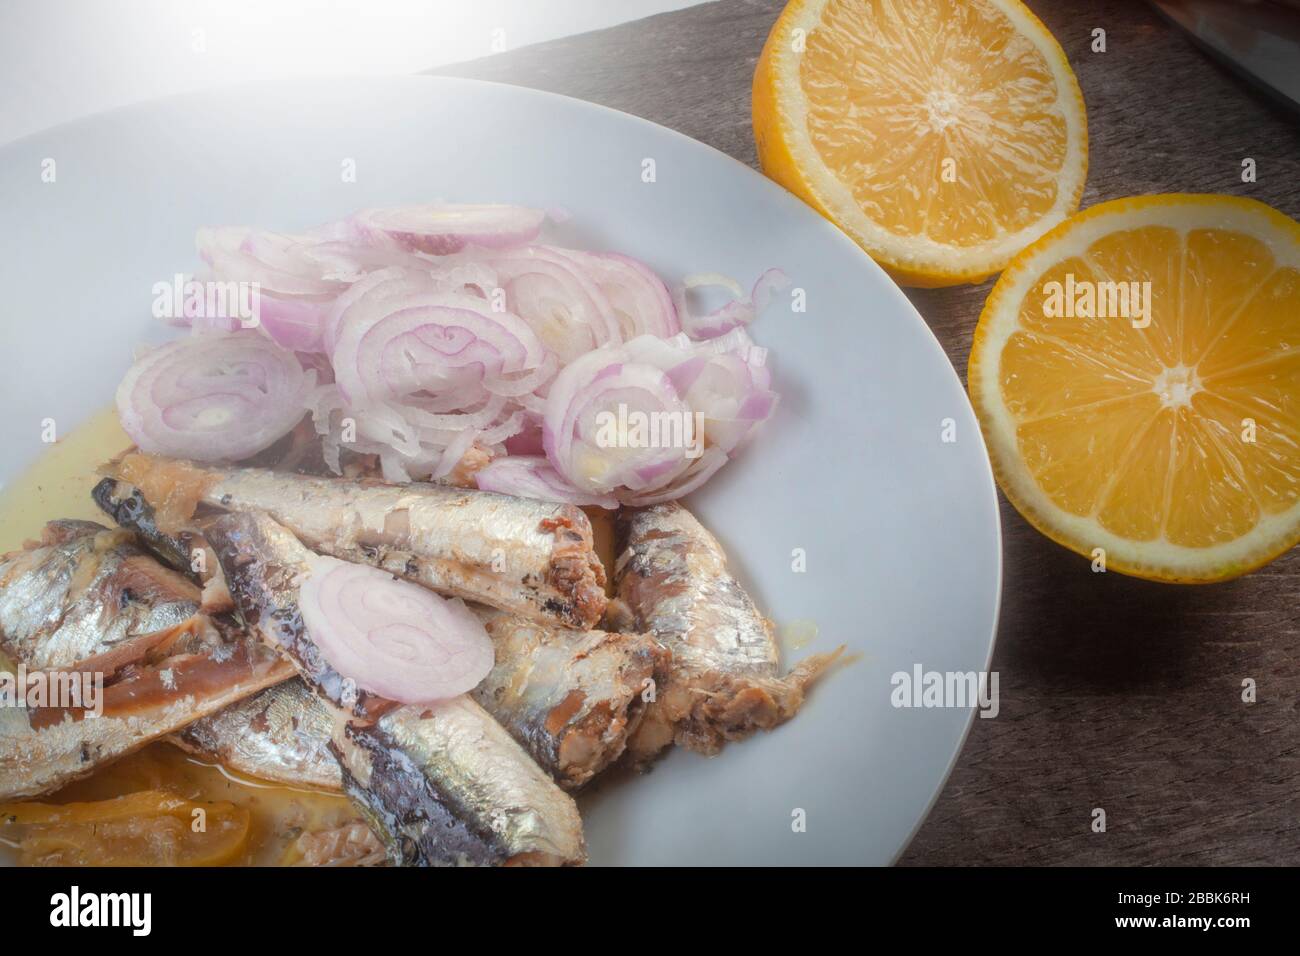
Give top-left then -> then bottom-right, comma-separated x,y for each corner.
298,554 -> 494,703
116,331 -> 313,461
125,202 -> 781,501
308,267 -> 553,482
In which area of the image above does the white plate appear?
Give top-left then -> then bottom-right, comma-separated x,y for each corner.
0,76 -> 1001,865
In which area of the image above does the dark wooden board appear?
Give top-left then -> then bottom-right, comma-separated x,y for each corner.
436,0 -> 1300,865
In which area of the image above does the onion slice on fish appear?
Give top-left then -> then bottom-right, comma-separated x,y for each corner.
116,331 -> 313,462
352,203 -> 545,255
542,332 -> 777,504
298,555 -> 494,704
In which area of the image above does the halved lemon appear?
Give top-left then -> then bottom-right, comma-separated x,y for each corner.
969,194 -> 1300,582
753,0 -> 1088,287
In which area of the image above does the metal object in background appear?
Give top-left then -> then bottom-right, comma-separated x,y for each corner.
1153,0 -> 1300,114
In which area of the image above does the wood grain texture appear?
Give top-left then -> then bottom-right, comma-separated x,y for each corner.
436,0 -> 1300,865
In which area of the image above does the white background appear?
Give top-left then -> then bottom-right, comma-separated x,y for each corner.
0,0 -> 708,145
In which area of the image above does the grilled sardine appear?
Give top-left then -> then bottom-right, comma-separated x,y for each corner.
472,610 -> 665,789
615,502 -> 841,761
105,453 -> 607,629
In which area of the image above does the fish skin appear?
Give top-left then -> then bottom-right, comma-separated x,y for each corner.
92,478 -> 233,614
335,698 -> 586,867
1,621 -> 294,800
91,480 -> 192,578
178,614 -> 662,795
0,521 -> 293,799
207,510 -> 586,866
169,678 -> 342,793
0,521 -> 200,671
615,502 -> 842,761
105,454 -> 607,629
471,609 -> 665,790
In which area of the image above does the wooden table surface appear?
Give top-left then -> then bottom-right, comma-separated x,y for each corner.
438,0 -> 1300,865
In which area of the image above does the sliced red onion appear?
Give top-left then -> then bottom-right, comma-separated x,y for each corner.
299,554 -> 494,703
310,384 -> 521,484
541,333 -> 778,503
676,268 -> 790,340
310,267 -> 545,481
116,331 -> 312,461
625,330 -> 774,453
504,423 -> 546,457
475,455 -> 619,508
197,227 -> 344,299
551,248 -> 679,339
331,287 -> 547,407
485,246 -> 621,364
161,208 -> 783,503
430,426 -> 484,482
352,203 -> 545,255
260,297 -> 330,352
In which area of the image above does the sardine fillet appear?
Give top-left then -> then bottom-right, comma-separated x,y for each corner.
0,635 -> 293,800
168,678 -> 342,793
335,697 -> 585,867
472,609 -> 666,789
615,502 -> 841,761
0,520 -> 200,671
107,454 -> 607,629
0,522 -> 292,799
92,479 -> 233,614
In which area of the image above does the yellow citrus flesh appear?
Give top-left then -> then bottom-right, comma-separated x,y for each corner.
0,790 -> 252,866
753,0 -> 1087,286
969,194 -> 1300,582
